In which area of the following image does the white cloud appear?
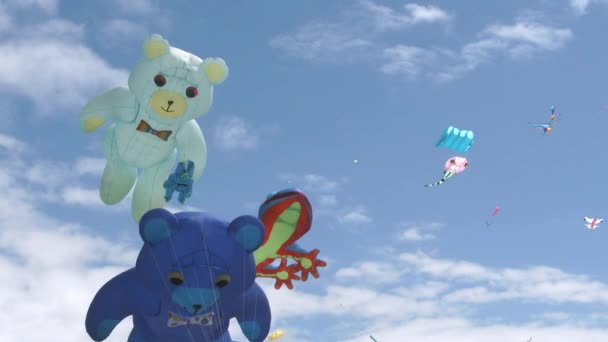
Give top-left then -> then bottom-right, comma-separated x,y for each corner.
0,7 -> 128,115
61,186 -> 103,207
337,206 -> 372,224
319,194 -> 337,206
99,19 -> 147,43
571,0 -> 592,15
278,173 -> 342,193
360,1 -> 451,31
270,1 -> 572,82
0,135 -> 135,342
75,157 -> 106,176
0,132 -> 28,152
399,227 -> 436,241
400,251 -> 608,305
269,22 -> 372,62
336,261 -> 401,284
4,0 -> 58,15
397,222 -> 442,241
212,116 -> 260,151
269,1 -> 451,63
111,0 -> 158,15
382,20 -> 572,81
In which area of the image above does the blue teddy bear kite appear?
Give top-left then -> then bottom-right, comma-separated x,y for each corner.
85,208 -> 271,342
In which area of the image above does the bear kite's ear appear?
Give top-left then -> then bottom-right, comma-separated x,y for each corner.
142,34 -> 170,59
139,208 -> 178,245
201,58 -> 229,85
227,215 -> 265,253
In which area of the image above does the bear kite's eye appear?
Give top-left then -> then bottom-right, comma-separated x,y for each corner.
450,159 -> 456,164
214,274 -> 231,288
464,163 -> 468,168
154,74 -> 166,87
185,86 -> 198,98
168,272 -> 184,286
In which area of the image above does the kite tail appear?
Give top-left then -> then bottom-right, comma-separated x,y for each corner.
425,171 -> 455,187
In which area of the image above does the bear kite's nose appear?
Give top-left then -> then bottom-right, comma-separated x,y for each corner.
192,304 -> 202,313
168,100 -> 174,106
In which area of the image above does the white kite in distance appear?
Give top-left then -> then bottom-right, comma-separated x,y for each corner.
584,217 -> 603,230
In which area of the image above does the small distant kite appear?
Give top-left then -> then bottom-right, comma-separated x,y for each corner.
435,126 -> 475,153
584,217 -> 603,230
353,159 -> 359,164
370,336 -> 379,342
426,126 -> 474,188
485,206 -> 501,227
526,337 -> 533,342
268,329 -> 284,340
425,156 -> 468,187
528,122 -> 553,135
529,105 -> 559,135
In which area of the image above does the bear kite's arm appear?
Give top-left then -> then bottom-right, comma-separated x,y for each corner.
175,119 -> 207,181
234,282 -> 271,342
79,87 -> 139,133
85,269 -> 160,341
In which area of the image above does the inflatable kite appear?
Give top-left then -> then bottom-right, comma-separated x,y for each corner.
425,156 -> 468,187
485,206 -> 501,227
435,126 -> 475,153
85,208 -> 270,342
268,329 -> 285,340
529,105 -> 559,135
254,188 -> 327,289
584,217 -> 603,230
79,33 -> 229,222
528,122 -> 553,135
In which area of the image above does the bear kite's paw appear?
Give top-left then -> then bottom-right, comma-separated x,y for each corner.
239,320 -> 263,341
163,161 -> 195,204
83,116 -> 105,132
294,248 -> 327,281
93,319 -> 119,341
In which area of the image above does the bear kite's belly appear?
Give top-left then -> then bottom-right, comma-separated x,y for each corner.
114,124 -> 176,168
134,310 -> 230,342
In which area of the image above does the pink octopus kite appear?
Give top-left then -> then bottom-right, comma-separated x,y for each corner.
425,157 -> 468,187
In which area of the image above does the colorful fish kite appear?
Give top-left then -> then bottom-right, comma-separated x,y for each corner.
528,122 -> 553,135
529,105 -> 559,135
584,217 -> 603,230
425,156 -> 468,187
435,126 -> 475,153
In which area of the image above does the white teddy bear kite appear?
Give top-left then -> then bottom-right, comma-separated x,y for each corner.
79,33 -> 228,222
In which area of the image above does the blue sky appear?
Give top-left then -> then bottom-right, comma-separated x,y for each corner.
1,0 -> 608,341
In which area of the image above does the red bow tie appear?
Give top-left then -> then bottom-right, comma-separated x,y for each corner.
136,120 -> 172,141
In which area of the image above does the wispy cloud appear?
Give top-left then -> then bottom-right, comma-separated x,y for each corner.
99,19 -> 147,43
4,0 -> 58,15
360,1 -> 451,31
269,22 -> 372,63
278,173 -> 342,193
75,157 -> 105,176
111,0 -> 158,15
271,1 -> 573,82
568,0 -> 608,15
269,1 -> 449,63
212,116 -> 260,151
0,8 -> 127,115
337,206 -> 372,224
382,20 -> 572,81
397,222 -> 443,241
